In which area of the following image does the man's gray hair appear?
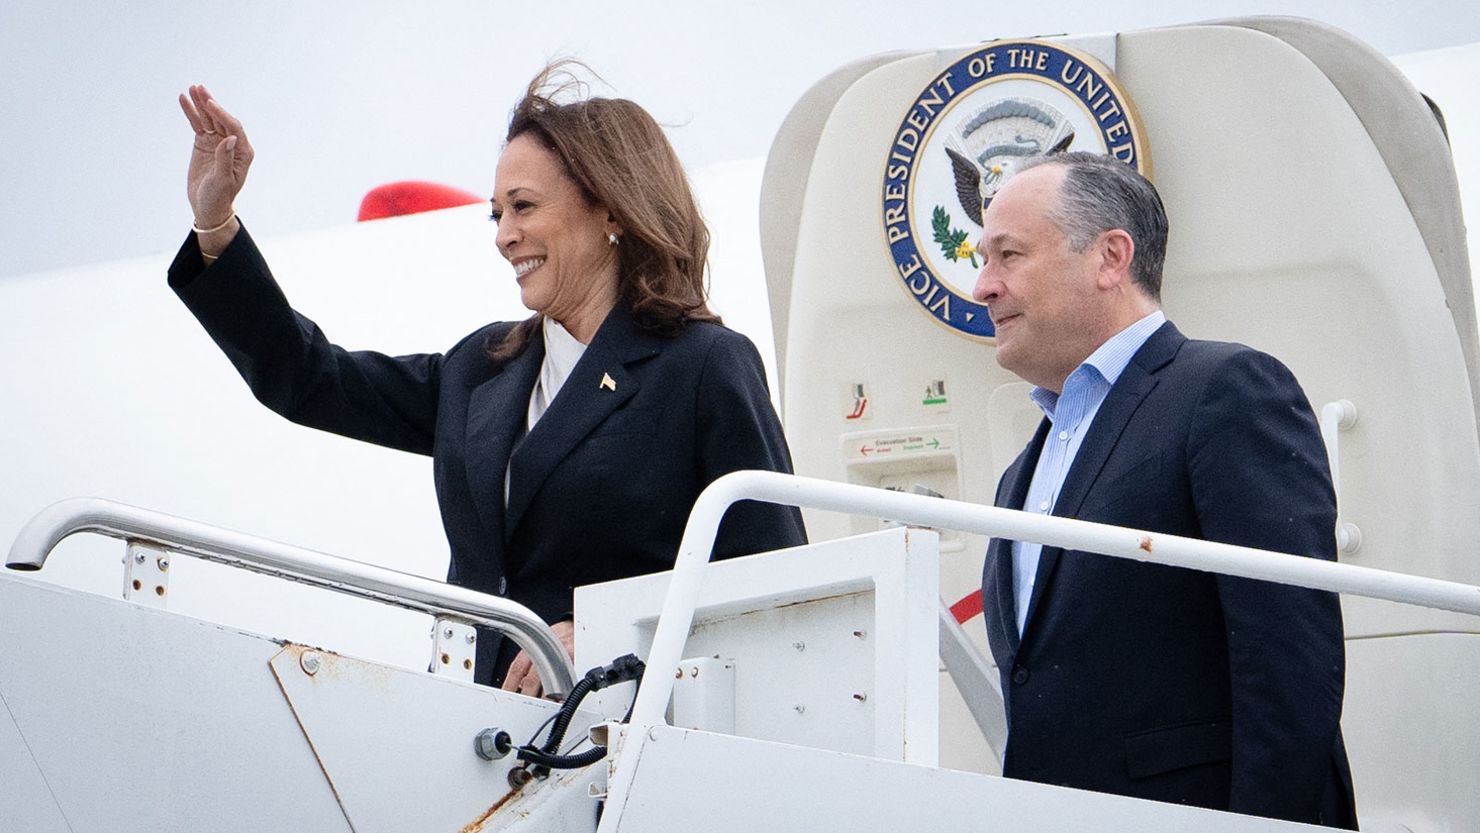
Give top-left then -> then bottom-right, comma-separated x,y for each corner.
1018,152 -> 1168,301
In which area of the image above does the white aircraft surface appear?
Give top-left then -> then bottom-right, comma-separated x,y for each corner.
3,16 -> 1479,833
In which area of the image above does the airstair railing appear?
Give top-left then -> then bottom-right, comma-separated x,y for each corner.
4,497 -> 576,697
598,469 -> 1480,829
938,600 -> 1008,753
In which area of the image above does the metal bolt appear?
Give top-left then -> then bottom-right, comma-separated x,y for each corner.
156,556 -> 170,571
793,641 -> 806,651
465,632 -> 476,644
443,627 -> 455,639
134,552 -> 146,564
301,652 -> 322,675
474,728 -> 512,760
690,666 -> 699,678
794,704 -> 806,714
853,692 -> 868,703
508,766 -> 534,789
674,668 -> 683,679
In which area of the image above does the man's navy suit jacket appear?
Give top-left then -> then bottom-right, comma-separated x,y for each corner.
982,321 -> 1356,828
170,227 -> 807,684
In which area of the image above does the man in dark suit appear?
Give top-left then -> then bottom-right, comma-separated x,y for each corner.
973,152 -> 1356,828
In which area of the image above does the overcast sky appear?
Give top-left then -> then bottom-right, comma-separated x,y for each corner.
3,0 -> 1480,280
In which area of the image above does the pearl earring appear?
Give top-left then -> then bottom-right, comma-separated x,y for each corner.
608,231 -> 619,246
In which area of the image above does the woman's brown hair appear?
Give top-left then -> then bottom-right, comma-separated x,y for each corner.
488,60 -> 720,361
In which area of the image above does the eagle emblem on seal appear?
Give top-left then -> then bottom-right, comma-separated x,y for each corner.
943,97 -> 1076,224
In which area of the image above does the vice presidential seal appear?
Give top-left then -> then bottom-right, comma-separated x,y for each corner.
882,40 -> 1151,339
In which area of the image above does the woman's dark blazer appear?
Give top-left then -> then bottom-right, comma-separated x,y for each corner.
168,227 -> 807,683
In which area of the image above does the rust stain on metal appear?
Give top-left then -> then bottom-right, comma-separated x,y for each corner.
460,747 -> 600,831
457,786 -> 521,833
267,646 -> 351,825
1139,535 -> 1154,553
690,590 -> 864,631
277,640 -> 400,694
772,591 -> 861,611
278,641 -> 345,661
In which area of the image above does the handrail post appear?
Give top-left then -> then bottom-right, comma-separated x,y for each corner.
1320,400 -> 1362,554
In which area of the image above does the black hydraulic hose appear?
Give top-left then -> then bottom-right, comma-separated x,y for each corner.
516,653 -> 646,771
517,744 -> 607,769
541,675 -> 598,753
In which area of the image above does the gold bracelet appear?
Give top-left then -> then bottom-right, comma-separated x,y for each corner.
192,213 -> 237,235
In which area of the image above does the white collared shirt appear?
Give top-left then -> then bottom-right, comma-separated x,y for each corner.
527,316 -> 587,431
505,316 -> 588,506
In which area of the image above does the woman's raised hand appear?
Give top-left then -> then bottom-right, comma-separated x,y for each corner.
179,85 -> 254,241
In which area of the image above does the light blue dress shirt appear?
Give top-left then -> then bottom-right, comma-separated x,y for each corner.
1012,310 -> 1166,635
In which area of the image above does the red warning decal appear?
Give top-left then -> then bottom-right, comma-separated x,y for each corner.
949,589 -> 983,624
